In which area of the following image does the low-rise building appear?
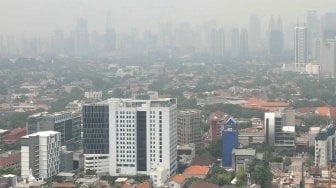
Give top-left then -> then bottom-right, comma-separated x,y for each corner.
238,127 -> 264,146
183,165 -> 210,179
168,174 -> 186,188
232,148 -> 256,171
0,151 -> 21,170
177,144 -> 195,165
4,128 -> 27,145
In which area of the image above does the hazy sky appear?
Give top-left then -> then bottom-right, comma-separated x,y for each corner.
0,0 -> 335,36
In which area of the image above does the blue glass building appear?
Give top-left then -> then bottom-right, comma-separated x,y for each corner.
222,117 -> 238,167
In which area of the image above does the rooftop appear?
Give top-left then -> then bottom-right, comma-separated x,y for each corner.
183,165 -> 209,175
171,174 -> 186,185
232,148 -> 256,156
22,130 -> 59,138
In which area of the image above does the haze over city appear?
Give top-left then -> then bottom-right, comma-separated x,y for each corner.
0,0 -> 336,36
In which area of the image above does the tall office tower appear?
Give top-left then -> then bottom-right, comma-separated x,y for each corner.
83,98 -> 177,180
27,111 -> 81,151
210,28 -> 225,57
264,110 -> 295,154
269,16 -> 284,56
320,39 -> 336,78
306,11 -> 321,58
82,104 -> 110,174
104,11 -> 116,52
177,110 -> 202,148
74,18 -> 90,56
322,13 -> 336,40
230,28 -> 240,57
51,31 -> 65,55
294,26 -> 309,68
239,29 -> 249,58
221,117 -> 238,167
249,14 -> 261,52
315,126 -> 336,168
21,131 -> 61,179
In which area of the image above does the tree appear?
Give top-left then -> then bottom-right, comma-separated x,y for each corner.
248,159 -> 273,188
208,138 -> 222,158
236,167 -> 247,186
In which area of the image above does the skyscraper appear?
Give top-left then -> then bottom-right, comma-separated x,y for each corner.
21,131 -> 61,179
74,18 -> 90,56
240,29 -> 248,58
177,110 -> 203,148
269,16 -> 284,56
320,39 -> 336,78
294,26 -> 309,68
306,11 -> 321,58
210,28 -> 225,57
104,11 -> 116,52
249,14 -> 261,52
83,98 -> 177,178
230,28 -> 240,57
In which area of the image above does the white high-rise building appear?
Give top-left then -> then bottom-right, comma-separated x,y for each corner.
315,126 -> 336,167
21,131 -> 61,179
295,26 -> 309,68
82,98 -> 177,183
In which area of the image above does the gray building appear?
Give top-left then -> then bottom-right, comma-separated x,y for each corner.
177,110 -> 203,148
27,111 -> 81,151
232,148 -> 256,171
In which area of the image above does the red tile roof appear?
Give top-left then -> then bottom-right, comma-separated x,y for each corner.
315,107 -> 336,117
171,174 -> 186,185
183,165 -> 209,176
136,181 -> 151,188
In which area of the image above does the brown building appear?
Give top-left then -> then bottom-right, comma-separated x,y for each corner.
0,151 -> 21,170
177,110 -> 203,148
4,128 -> 27,144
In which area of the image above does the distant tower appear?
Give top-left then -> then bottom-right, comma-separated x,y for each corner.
249,14 -> 261,51
294,26 -> 309,68
269,16 -> 284,57
104,10 -> 116,52
210,28 -> 225,57
231,28 -> 240,57
306,11 -> 321,58
74,18 -> 90,56
240,29 -> 249,58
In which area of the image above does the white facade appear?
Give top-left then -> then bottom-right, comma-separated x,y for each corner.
320,39 -> 336,78
83,154 -> 109,174
149,166 -> 168,187
108,98 -> 177,176
309,127 -> 321,146
21,131 -> 61,179
295,26 -> 309,68
315,127 -> 336,167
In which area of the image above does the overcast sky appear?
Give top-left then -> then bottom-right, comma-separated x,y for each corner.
0,0 -> 335,36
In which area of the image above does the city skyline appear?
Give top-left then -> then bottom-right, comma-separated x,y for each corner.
0,0 -> 336,36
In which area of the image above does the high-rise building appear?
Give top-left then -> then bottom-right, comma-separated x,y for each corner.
240,29 -> 248,58
83,98 -> 177,180
210,28 -> 225,57
177,110 -> 202,148
249,14 -> 261,52
74,18 -> 90,56
104,11 -> 116,52
27,111 -> 81,151
209,112 -> 229,141
264,111 -> 295,154
82,103 -> 110,174
230,28 -> 240,57
322,13 -> 336,40
21,131 -> 61,179
222,117 -> 238,167
295,26 -> 309,68
306,11 -> 321,58
320,39 -> 336,78
269,16 -> 284,56
315,126 -> 336,167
